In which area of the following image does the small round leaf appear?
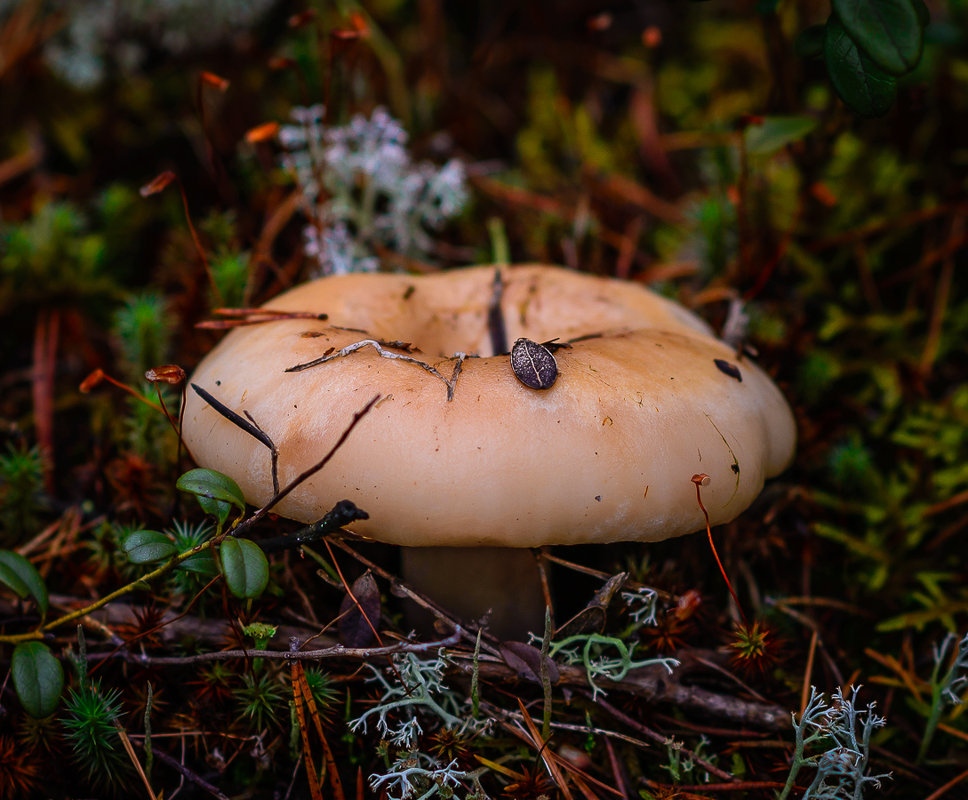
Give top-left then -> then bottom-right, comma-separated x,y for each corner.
825,15 -> 897,117
0,551 -> 48,619
176,468 -> 246,513
123,530 -> 178,564
218,538 -> 269,599
12,641 -> 64,718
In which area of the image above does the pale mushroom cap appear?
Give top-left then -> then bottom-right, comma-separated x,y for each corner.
182,264 -> 796,547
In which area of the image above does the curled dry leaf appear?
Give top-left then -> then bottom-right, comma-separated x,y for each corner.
140,170 -> 176,197
145,365 -> 186,384
500,641 -> 561,684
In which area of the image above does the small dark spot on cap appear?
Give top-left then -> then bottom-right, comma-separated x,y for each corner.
215,380 -> 221,385
714,358 -> 742,382
595,495 -> 602,502
403,285 -> 415,300
301,330 -> 325,338
731,464 -> 740,474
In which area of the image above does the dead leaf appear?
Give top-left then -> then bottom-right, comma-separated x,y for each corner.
338,572 -> 380,647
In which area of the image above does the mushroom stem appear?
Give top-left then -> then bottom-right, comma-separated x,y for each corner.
400,546 -> 546,641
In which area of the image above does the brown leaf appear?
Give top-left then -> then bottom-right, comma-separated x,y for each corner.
499,641 -> 560,684
338,572 -> 381,648
555,572 -> 628,638
145,365 -> 186,384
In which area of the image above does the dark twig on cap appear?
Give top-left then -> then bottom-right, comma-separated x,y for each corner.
234,394 -> 380,535
191,383 -> 280,494
487,268 -> 508,356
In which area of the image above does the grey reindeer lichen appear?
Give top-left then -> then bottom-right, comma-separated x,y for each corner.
350,652 -> 487,749
369,752 -> 488,800
351,652 -> 490,800
918,631 -> 968,762
778,686 -> 890,800
279,105 -> 468,276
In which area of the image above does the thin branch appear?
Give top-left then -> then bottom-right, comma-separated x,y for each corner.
326,536 -> 503,657
235,394 -> 380,534
590,693 -> 735,781
140,742 -> 232,800
91,628 -> 463,666
455,653 -> 790,731
258,500 -> 369,553
286,339 -> 468,401
196,308 -> 328,329
191,383 -> 280,494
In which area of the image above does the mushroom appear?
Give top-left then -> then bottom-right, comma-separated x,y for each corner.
182,265 -> 795,638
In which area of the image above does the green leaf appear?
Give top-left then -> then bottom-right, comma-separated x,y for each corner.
12,641 -> 64,718
123,530 -> 178,564
0,551 -> 48,618
744,115 -> 818,155
831,0 -> 923,75
178,550 -> 217,575
176,468 -> 246,526
825,15 -> 898,117
0,561 -> 29,598
218,538 -> 269,599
